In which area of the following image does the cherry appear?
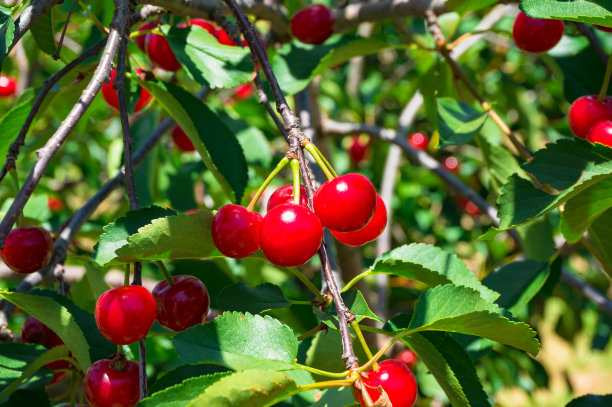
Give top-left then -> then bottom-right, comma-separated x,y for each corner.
1,227 -> 53,274
313,173 -> 377,232
178,18 -> 217,36
331,194 -> 387,246
171,126 -> 196,152
0,75 -> 16,97
84,355 -> 140,407
152,275 -> 210,332
101,69 -> 152,112
407,132 -> 429,150
217,29 -> 237,46
233,83 -> 254,101
587,120 -> 612,148
594,25 -> 612,33
47,196 -> 65,212
458,197 -> 482,216
348,136 -> 368,166
512,12 -> 564,53
396,349 -> 418,369
135,21 -> 156,51
267,184 -> 308,211
442,156 -> 461,174
260,204 -> 323,267
568,95 -> 612,139
21,316 -> 70,372
146,31 -> 182,71
94,285 -> 156,345
211,204 -> 262,258
291,4 -> 334,45
357,359 -> 417,407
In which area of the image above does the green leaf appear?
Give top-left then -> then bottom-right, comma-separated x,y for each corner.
436,98 -> 489,147
149,364 -> 230,394
560,177 -> 612,243
311,387 -> 359,407
320,290 -> 383,324
566,394 -> 612,407
173,312 -> 298,370
92,205 -> 176,266
516,215 -> 556,262
30,12 -> 56,56
521,0 -> 612,28
217,283 -> 290,314
587,207 -> 612,278
371,244 -> 499,303
0,6 -> 14,68
0,96 -> 34,161
137,80 -> 247,202
0,344 -> 53,395
445,0 -> 498,14
139,372 -> 233,407
163,25 -> 254,89
475,135 -> 525,193
305,329 -> 370,381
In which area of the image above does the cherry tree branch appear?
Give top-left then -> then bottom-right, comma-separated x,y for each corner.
9,0 -> 63,53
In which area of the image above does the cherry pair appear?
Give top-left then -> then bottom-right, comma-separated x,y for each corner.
568,95 -> 612,147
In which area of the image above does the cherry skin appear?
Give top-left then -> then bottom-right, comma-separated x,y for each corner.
84,356 -> 140,407
357,359 -> 418,407
260,204 -> 323,267
1,227 -> 53,274
407,132 -> 429,150
569,95 -> 612,139
94,285 -> 156,345
348,136 -> 368,166
135,21 -> 156,51
171,126 -> 196,152
594,25 -> 612,33
396,349 -> 418,369
587,120 -> 612,148
211,204 -> 262,258
442,156 -> 461,174
267,184 -> 308,211
47,196 -> 65,212
152,275 -> 210,332
233,83 -> 254,101
512,12 -> 564,53
21,316 -> 71,372
331,194 -> 387,246
178,18 -> 217,36
290,4 -> 335,45
146,31 -> 182,71
313,173 -> 377,232
216,29 -> 237,46
101,69 -> 152,112
458,197 -> 482,216
0,75 -> 16,97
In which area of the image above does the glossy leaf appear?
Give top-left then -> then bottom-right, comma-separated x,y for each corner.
139,372 -> 233,407
437,98 -> 489,147
521,0 -> 612,28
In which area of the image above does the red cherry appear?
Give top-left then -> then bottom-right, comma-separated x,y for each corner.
512,12 -> 564,53
260,204 -> 323,267
313,174 -> 377,232
146,31 -> 182,71
84,356 -> 140,407
152,275 -> 210,332
569,95 -> 612,139
331,194 -> 387,246
21,316 -> 70,371
171,126 -> 196,152
135,21 -> 156,51
442,156 -> 461,174
217,29 -> 237,46
1,227 -> 53,274
94,285 -> 156,345
458,197 -> 482,216
396,349 -> 418,369
290,5 -> 334,45
233,83 -> 254,101
178,18 -> 217,36
47,196 -> 64,212
211,204 -> 262,258
101,70 -> 152,112
407,132 -> 429,150
357,359 -> 417,407
267,184 -> 308,211
594,25 -> 612,32
587,120 -> 612,148
0,75 -> 16,97
348,136 -> 368,165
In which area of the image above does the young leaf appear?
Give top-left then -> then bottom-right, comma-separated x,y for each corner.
139,372 -> 233,407
560,177 -> 612,243
521,0 -> 612,28
318,290 -> 383,324
0,343 -> 53,395
437,98 -> 489,147
217,282 -> 290,314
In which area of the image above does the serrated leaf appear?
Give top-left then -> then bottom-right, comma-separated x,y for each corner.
521,0 -> 612,28
217,283 -> 290,314
560,177 -> 612,243
173,312 -> 298,370
0,343 -> 53,395
320,290 -> 383,324
371,244 -> 499,303
0,96 -> 34,160
565,393 -> 612,406
149,365 -> 230,394
30,11 -> 55,56
0,6 -> 14,68
587,207 -> 612,279
436,98 -> 489,147
139,372 -> 233,407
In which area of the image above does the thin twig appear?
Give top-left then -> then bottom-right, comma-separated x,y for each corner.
52,0 -> 79,60
574,22 -> 607,66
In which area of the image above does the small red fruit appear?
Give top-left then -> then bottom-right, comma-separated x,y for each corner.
0,75 -> 16,97
407,132 -> 429,150
458,197 -> 482,216
216,29 -> 237,46
135,21 -> 156,51
22,316 -> 70,372
594,25 -> 612,33
101,69 -> 152,112
1,227 -> 53,274
587,120 -> 612,148
178,18 -> 217,36
290,5 -> 335,45
152,275 -> 210,332
348,136 -> 368,166
171,126 -> 196,152
267,184 -> 308,211
569,95 -> 612,139
233,83 -> 254,101
84,356 -> 140,407
260,204 -> 323,267
396,349 -> 418,369
357,359 -> 418,407
331,194 -> 387,246
94,285 -> 156,345
512,12 -> 564,53
146,31 -> 182,71
442,156 -> 461,174
47,196 -> 64,212
211,204 -> 262,258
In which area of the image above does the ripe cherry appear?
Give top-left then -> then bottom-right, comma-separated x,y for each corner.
135,21 -> 156,51
458,197 -> 482,216
178,18 -> 217,36
407,132 -> 429,150
331,194 -> 387,246
260,204 -> 323,267
84,355 -> 140,407
47,196 -> 65,212
94,285 -> 156,345
101,69 -> 152,112
171,126 -> 196,152
0,75 -> 16,97
348,136 -> 368,166
442,156 -> 461,174
290,4 -> 335,45
152,275 -> 210,332
594,25 -> 612,33
587,120 -> 612,148
357,359 -> 418,407
211,204 -> 262,258
146,31 -> 182,71
568,95 -> 612,139
512,12 -> 564,53
396,349 -> 418,369
22,317 -> 71,372
267,184 -> 308,211
217,29 -> 237,46
233,83 -> 254,101
1,227 -> 53,274
313,174 -> 377,232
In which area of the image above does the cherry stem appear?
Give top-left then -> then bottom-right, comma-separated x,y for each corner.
246,157 -> 289,212
284,267 -> 327,304
598,53 -> 612,102
156,261 -> 174,285
307,141 -> 338,178
296,322 -> 327,341
295,363 -> 349,379
303,143 -> 335,181
350,321 -> 376,366
360,328 -> 415,372
290,159 -> 301,205
341,269 -> 374,293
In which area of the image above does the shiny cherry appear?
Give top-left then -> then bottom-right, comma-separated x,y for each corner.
171,126 -> 196,152
146,31 -> 182,71
442,156 -> 461,174
348,136 -> 368,166
0,75 -> 16,97
152,275 -> 210,332
101,69 -> 152,112
135,21 -> 156,51
357,359 -> 418,407
1,227 -> 53,274
313,173 -> 376,232
396,349 -> 418,369
331,194 -> 387,246
587,120 -> 612,148
94,285 -> 156,345
22,316 -> 70,372
178,18 -> 217,36
594,25 -> 612,33
407,132 -> 429,150
512,12 -> 564,53
84,355 -> 140,407
260,204 -> 323,267
291,4 -> 334,45
267,184 -> 308,211
569,95 -> 612,139
211,204 -> 262,258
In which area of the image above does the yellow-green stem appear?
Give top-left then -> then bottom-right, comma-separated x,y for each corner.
351,322 -> 375,364
157,261 -> 175,285
359,329 -> 414,372
290,300 -> 314,306
341,269 -> 374,293
304,144 -> 335,181
117,344 -> 123,354
285,267 -> 327,304
294,363 -> 349,379
599,53 -> 612,102
247,157 -> 289,211
290,159 -> 301,205
309,142 -> 339,178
